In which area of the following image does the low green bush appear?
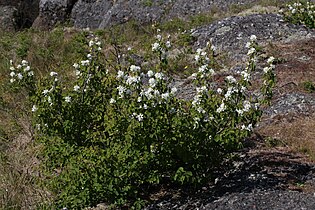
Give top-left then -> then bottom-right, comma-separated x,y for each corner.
7,33 -> 275,209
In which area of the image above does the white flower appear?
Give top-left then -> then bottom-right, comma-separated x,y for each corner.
195,54 -> 200,62
32,105 -> 38,112
145,88 -> 153,100
152,42 -> 160,51
21,60 -> 28,66
65,96 -> 71,103
73,63 -> 79,69
130,65 -> 140,72
89,40 -> 94,47
149,78 -> 157,87
250,35 -> 257,42
10,78 -> 16,83
87,54 -> 92,59
156,34 -> 162,41
216,102 -> 226,113
96,41 -> 101,46
75,70 -> 81,77
263,67 -> 270,73
236,109 -> 244,115
240,86 -> 247,92
211,45 -> 216,51
50,72 -> 58,77
197,86 -> 207,94
143,104 -> 148,109
226,75 -> 236,83
136,113 -> 144,122
166,41 -> 171,48
241,124 -> 253,131
10,72 -> 15,77
74,85 -> 80,92
245,42 -> 251,48
267,56 -> 275,64
247,47 -> 256,55
198,65 -> 207,73
191,73 -> 197,78
47,96 -> 52,104
81,60 -> 90,66
42,89 -> 49,95
10,66 -> 15,71
126,76 -> 140,85
117,70 -> 124,79
17,64 -> 22,69
161,92 -> 169,100
127,47 -> 132,51
217,88 -> 223,94
110,98 -> 116,104
24,66 -> 30,72
224,87 -> 234,99
241,71 -> 250,81
243,100 -> 251,112
17,73 -> 23,80
117,85 -> 126,97
171,87 -> 177,95
147,70 -> 154,77
28,71 -> 34,77
197,107 -> 205,114
155,72 -> 163,80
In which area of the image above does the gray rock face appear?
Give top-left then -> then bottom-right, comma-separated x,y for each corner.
34,0 -> 306,29
33,0 -> 76,29
71,0 -> 113,29
192,14 -> 315,60
0,6 -> 17,31
71,0 -> 170,29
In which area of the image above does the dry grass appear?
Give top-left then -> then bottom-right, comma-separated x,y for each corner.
258,113 -> 315,159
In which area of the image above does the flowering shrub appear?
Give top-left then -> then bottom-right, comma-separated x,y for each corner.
8,32 -> 275,209
280,1 -> 315,28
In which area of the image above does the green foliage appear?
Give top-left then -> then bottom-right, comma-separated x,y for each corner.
7,32 -> 275,209
302,81 -> 315,93
281,0 -> 315,28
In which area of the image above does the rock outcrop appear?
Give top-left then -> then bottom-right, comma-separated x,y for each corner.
1,0 -> 315,31
192,14 -> 315,60
33,0 -> 77,29
33,0 -> 309,29
0,0 -> 39,30
0,6 -> 17,31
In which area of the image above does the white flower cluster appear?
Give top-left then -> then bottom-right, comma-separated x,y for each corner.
72,36 -> 104,79
9,60 -> 34,83
263,56 -> 276,74
191,51 -> 215,80
111,62 -> 178,122
151,33 -> 171,61
283,1 -> 315,26
214,35 -> 259,115
88,36 -> 102,51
